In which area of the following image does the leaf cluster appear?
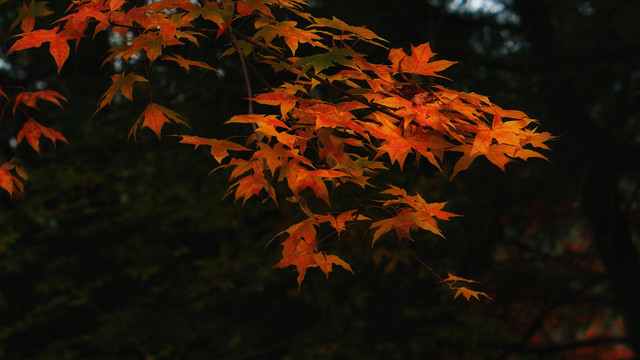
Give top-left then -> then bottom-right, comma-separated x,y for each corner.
0,0 -> 551,297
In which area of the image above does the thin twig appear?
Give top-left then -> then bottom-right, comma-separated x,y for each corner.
398,240 -> 445,283
228,28 -> 253,115
245,57 -> 274,91
335,177 -> 376,221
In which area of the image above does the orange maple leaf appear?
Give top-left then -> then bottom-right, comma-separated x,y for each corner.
109,0 -> 126,11
285,166 -> 347,206
236,0 -> 272,17
12,90 -> 66,115
310,16 -> 386,47
161,54 -> 217,73
0,168 -> 22,197
314,253 -> 353,279
314,209 -> 369,236
370,208 -> 415,245
443,273 -> 480,284
226,114 -> 299,149
130,103 -> 188,140
223,158 -> 276,204
58,1 -> 109,44
273,218 -> 353,288
17,118 -> 68,154
453,287 -> 492,302
0,159 -> 28,197
8,25 -> 70,72
388,42 -> 456,77
97,72 -> 148,112
256,20 -> 326,55
178,135 -> 249,163
251,91 -> 298,117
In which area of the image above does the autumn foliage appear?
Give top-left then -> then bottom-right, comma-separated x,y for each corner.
0,0 -> 551,297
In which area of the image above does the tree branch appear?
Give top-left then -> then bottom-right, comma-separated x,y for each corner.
229,29 -> 405,122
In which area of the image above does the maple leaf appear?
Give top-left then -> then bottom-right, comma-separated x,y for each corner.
103,32 -> 181,65
388,42 -> 456,77
17,118 -> 68,154
97,72 -> 148,112
58,1 -> 109,44
307,104 -> 368,137
310,16 -> 387,47
0,159 -> 28,197
231,171 -> 276,204
290,47 -> 355,76
371,187 -> 459,244
130,103 -> 189,140
178,135 -> 249,163
12,90 -> 66,114
236,0 -> 272,17
379,186 -> 459,220
255,20 -> 326,56
404,130 -> 452,170
8,25 -> 70,72
285,166 -> 347,206
313,253 -> 354,279
273,218 -> 353,288
370,209 -> 415,245
443,273 -> 479,284
363,113 -> 415,169
197,0 -> 235,39
0,168 -> 22,197
223,158 -> 277,204
109,0 -> 126,11
162,54 -> 216,73
315,210 -> 369,236
443,273 -> 492,301
521,128 -> 553,150
453,287 -> 492,302
226,114 -> 299,149
251,91 -> 298,117
11,0 -> 53,33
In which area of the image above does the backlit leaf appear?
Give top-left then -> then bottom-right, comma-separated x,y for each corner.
389,42 -> 456,77
11,0 -> 53,33
179,135 -> 249,163
13,90 -> 66,114
97,72 -> 148,112
130,103 -> 188,140
8,25 -> 70,72
17,118 -> 68,154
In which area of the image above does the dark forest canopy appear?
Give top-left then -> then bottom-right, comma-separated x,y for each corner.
0,0 -> 638,359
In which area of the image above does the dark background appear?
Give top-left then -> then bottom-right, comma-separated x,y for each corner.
1,0 -> 639,358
